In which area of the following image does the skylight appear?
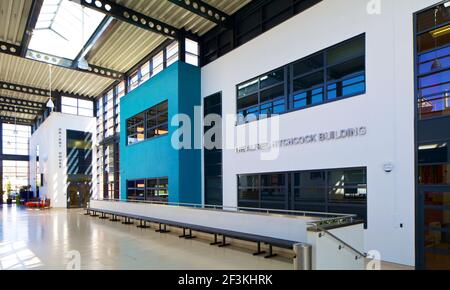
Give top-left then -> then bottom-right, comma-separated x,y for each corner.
28,0 -> 105,60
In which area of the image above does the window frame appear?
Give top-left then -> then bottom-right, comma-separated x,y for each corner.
61,96 -> 94,117
2,124 -> 31,156
126,177 -> 169,201
237,167 -> 368,226
126,40 -> 180,93
236,34 -> 366,124
126,100 -> 169,146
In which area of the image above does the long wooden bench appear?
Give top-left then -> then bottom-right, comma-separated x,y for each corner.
86,207 -> 298,258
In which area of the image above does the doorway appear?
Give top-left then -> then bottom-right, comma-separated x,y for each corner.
417,187 -> 450,270
67,182 -> 90,209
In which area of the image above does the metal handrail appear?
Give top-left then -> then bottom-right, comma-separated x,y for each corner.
90,198 -> 357,225
310,223 -> 367,259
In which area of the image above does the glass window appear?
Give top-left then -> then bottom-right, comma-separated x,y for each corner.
328,169 -> 367,203
129,71 -> 139,92
2,161 -> 29,193
419,143 -> 449,164
293,53 -> 324,77
416,4 -> 450,120
420,164 -> 450,184
236,35 -> 365,123
186,39 -> 199,66
152,51 -> 164,76
140,61 -> 151,83
127,177 -> 168,201
417,5 -> 450,32
260,69 -> 284,89
28,0 -> 104,60
61,96 -> 93,117
166,41 -> 179,66
237,168 -> 367,222
327,36 -> 365,66
2,124 -> 31,155
126,101 -> 168,145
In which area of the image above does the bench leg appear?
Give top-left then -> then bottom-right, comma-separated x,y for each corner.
253,242 -> 267,256
210,234 -> 221,246
264,245 -> 278,259
84,209 -> 91,216
218,236 -> 231,248
155,224 -> 170,233
90,211 -> 99,217
110,215 -> 120,222
122,217 -> 134,225
185,229 -> 196,240
99,212 -> 109,219
137,220 -> 150,229
179,228 -> 187,238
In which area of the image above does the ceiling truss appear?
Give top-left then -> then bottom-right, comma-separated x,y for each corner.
71,0 -> 182,39
167,0 -> 231,28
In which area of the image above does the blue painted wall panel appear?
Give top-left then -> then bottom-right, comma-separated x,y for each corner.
120,62 -> 201,204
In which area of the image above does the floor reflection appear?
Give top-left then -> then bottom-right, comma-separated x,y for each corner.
0,205 -> 292,270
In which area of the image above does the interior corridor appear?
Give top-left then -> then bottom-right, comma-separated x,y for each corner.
0,205 -> 292,270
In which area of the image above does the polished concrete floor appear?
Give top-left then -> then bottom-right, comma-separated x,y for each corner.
0,205 -> 414,270
0,205 -> 293,270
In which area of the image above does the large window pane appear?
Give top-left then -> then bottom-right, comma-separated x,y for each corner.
2,161 -> 29,193
126,101 -> 168,145
260,69 -> 284,89
2,124 -> 31,156
186,39 -> 199,66
166,41 -> 179,66
293,53 -> 324,77
61,96 -> 93,117
420,164 -> 450,184
260,84 -> 285,104
328,169 -> 367,204
236,35 -> 365,122
326,36 -> 365,66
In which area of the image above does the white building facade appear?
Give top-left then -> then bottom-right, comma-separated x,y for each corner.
29,112 -> 95,208
201,0 -> 447,268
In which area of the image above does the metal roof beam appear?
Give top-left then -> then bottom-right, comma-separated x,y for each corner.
0,115 -> 35,125
0,81 -> 95,100
70,0 -> 181,39
0,47 -> 123,80
0,41 -> 22,57
24,49 -> 124,80
167,0 -> 231,27
21,0 -> 45,57
74,16 -> 115,63
0,104 -> 41,116
0,96 -> 46,110
0,81 -> 51,98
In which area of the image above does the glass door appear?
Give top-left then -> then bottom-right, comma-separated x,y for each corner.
67,183 -> 81,209
67,182 -> 90,209
418,187 -> 450,270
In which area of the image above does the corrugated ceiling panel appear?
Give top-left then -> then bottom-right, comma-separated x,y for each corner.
88,21 -> 167,72
88,0 -> 252,71
0,53 -> 115,98
0,0 -> 33,45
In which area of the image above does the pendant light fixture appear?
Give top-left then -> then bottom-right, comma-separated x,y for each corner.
13,109 -> 18,135
431,7 -> 443,71
46,64 -> 55,111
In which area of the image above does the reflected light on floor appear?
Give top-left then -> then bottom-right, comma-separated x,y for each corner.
0,241 -> 43,270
